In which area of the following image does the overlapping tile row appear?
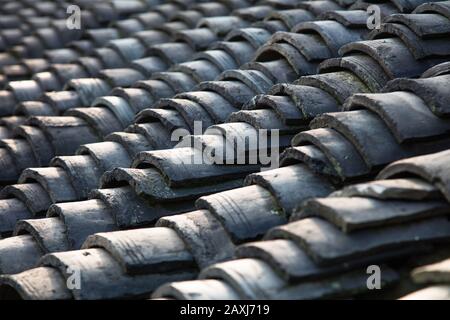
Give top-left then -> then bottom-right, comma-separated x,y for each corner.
0,0 -> 77,51
0,0 -> 84,38
0,0 -> 442,248
401,255 -> 450,299
0,0 -> 175,84
0,0 -> 126,54
0,0 -> 367,221
0,0 -> 365,238
0,0 -> 256,116
0,0 -> 368,178
0,164 -> 334,299
3,0 -> 310,180
0,5 -> 449,298
0,64 -> 449,299
0,0 -> 99,85
0,0 -> 191,58
151,149 -> 450,299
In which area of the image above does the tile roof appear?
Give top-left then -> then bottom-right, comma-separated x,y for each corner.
153,149 -> 450,299
0,0 -> 449,300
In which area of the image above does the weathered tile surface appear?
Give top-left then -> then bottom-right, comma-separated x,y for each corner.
1,0 -> 450,300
